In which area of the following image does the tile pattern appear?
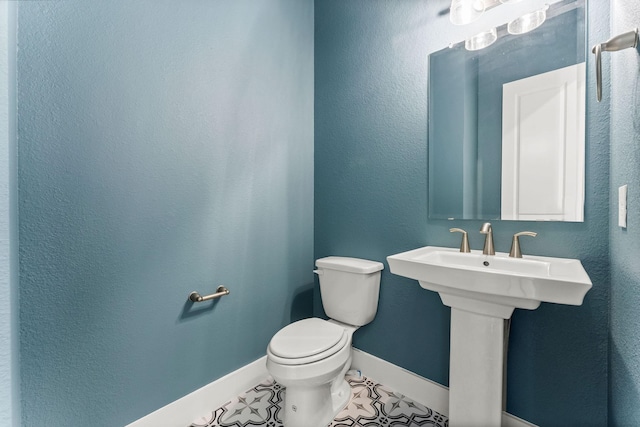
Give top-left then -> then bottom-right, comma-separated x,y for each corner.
190,373 -> 448,427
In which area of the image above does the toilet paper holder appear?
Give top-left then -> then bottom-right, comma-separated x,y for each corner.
189,286 -> 230,302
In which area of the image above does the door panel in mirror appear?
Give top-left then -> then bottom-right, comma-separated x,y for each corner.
501,63 -> 585,221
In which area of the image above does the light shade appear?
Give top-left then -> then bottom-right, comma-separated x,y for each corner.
464,28 -> 498,50
450,0 -> 486,26
500,0 -> 524,3
508,5 -> 549,35
465,27 -> 497,51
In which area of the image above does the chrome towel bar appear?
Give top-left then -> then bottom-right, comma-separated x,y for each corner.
189,286 -> 230,302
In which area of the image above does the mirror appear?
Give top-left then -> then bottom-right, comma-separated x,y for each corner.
428,0 -> 586,221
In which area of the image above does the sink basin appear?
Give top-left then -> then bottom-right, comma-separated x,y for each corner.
387,245 -> 593,426
387,246 -> 592,317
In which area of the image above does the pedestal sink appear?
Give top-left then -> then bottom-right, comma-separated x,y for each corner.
387,246 -> 592,427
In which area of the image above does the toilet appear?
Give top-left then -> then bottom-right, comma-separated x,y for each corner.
266,256 -> 384,427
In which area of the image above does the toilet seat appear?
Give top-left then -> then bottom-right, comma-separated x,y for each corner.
268,318 -> 348,366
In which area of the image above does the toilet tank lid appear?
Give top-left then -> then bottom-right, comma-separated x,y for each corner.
315,257 -> 384,274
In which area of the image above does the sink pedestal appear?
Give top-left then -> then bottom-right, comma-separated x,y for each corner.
440,293 -> 517,427
449,307 -> 505,427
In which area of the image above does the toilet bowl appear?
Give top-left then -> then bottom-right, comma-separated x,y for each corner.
266,318 -> 355,426
266,257 -> 383,427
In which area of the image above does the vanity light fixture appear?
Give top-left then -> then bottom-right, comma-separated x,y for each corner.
507,5 -> 549,35
450,0 -> 486,25
450,0 -> 551,50
465,27 -> 498,51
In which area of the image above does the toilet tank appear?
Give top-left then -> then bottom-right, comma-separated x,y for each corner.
315,257 -> 384,326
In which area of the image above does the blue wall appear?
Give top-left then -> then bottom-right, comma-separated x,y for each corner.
14,0 -> 640,425
315,0 -> 610,425
609,0 -> 640,425
17,1 -> 313,425
0,2 -> 18,426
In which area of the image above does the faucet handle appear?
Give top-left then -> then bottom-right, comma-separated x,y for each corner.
450,228 -> 471,253
509,231 -> 538,258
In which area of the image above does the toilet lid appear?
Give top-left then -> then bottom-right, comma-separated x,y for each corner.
268,318 -> 346,359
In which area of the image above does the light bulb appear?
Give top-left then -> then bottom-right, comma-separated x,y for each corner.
465,27 -> 498,51
450,0 -> 486,26
508,5 -> 549,35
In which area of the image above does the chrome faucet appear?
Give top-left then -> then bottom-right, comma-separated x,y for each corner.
480,222 -> 495,255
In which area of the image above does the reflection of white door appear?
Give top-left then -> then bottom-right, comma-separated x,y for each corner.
501,63 -> 585,221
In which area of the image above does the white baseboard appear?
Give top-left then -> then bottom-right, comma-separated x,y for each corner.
351,347 -> 449,416
125,356 -> 268,427
126,349 -> 536,427
351,347 -> 537,427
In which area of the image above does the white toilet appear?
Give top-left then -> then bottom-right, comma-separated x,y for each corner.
266,256 -> 384,427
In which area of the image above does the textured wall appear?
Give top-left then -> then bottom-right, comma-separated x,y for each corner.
17,1 -> 313,425
0,3 -> 10,424
315,0 -> 610,425
609,0 -> 640,424
0,2 -> 18,426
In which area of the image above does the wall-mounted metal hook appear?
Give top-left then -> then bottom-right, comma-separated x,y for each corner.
592,28 -> 639,102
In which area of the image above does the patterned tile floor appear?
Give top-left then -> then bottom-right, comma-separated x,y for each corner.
190,372 -> 448,427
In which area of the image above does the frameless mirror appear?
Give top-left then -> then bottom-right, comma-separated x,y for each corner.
428,0 -> 586,221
